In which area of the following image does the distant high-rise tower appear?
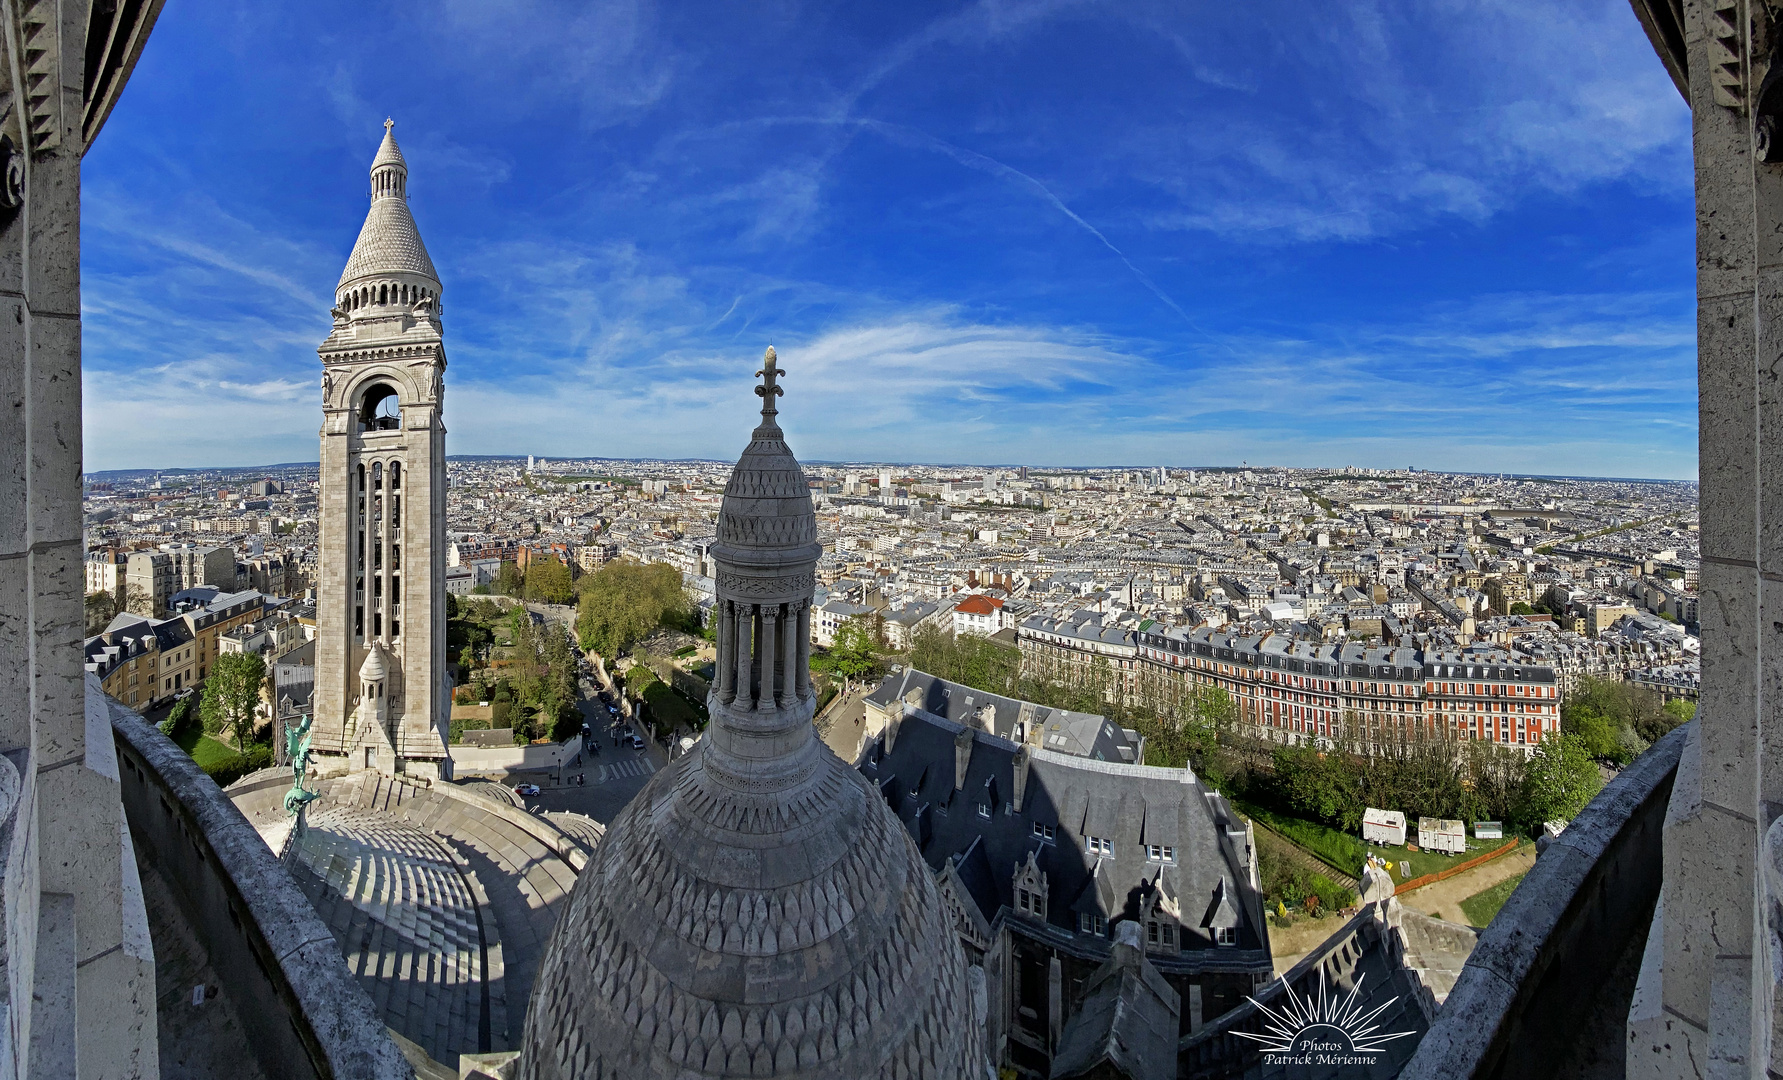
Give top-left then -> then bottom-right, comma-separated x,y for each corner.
313,120 -> 450,777
527,454 -> 535,472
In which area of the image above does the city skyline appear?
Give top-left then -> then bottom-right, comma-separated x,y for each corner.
81,0 -> 1695,478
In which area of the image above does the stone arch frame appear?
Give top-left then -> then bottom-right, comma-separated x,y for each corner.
337,362 -> 426,416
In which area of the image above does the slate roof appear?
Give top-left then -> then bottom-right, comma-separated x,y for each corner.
859,709 -> 1269,967
865,668 -> 1136,761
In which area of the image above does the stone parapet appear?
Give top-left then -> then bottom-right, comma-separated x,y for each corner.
1398,720 -> 1689,1080
108,695 -> 412,1080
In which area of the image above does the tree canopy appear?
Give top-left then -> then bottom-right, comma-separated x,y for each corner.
1515,733 -> 1603,829
812,616 -> 884,691
1561,676 -> 1683,764
574,559 -> 689,657
522,557 -> 574,606
200,652 -> 267,751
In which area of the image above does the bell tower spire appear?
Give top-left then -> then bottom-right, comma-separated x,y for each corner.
313,122 -> 451,779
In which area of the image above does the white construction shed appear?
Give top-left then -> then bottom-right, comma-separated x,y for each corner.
1362,807 -> 1406,847
1419,817 -> 1467,855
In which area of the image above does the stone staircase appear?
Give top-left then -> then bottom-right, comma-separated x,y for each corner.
228,765 -> 591,1068
288,807 -> 490,1065
542,811 -> 605,857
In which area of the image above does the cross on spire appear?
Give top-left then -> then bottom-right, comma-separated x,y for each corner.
385,117 -> 394,132
754,345 -> 784,427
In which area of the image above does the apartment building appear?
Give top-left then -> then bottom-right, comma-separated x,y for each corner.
1020,617 -> 1561,752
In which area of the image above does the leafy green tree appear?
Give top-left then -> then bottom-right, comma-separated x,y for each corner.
1509,602 -> 1536,616
200,652 -> 267,751
1560,703 -> 1622,763
1273,744 -> 1363,831
1563,677 -> 1675,762
523,558 -> 575,606
574,559 -> 688,657
494,560 -> 524,597
816,617 -> 884,694
1664,698 -> 1697,724
908,624 -> 1022,695
1516,733 -> 1603,831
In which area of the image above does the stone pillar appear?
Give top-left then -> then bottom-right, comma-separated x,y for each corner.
716,599 -> 735,702
777,604 -> 797,708
796,601 -> 812,699
734,603 -> 754,709
1631,3 -> 1776,1075
760,608 -> 779,708
0,3 -> 161,1073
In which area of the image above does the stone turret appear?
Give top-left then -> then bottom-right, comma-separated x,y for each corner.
515,349 -> 978,1078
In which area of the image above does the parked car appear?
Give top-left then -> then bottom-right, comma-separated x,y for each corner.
512,783 -> 541,797
629,734 -> 646,750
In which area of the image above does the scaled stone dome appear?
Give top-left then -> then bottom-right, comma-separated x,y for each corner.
516,349 -> 977,1079
713,348 -> 820,559
358,643 -> 387,682
338,121 -> 439,289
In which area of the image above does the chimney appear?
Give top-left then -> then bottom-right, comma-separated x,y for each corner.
1012,746 -> 1031,812
954,728 -> 974,790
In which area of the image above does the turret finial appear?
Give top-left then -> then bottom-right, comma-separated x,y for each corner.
754,345 -> 784,427
385,117 -> 394,132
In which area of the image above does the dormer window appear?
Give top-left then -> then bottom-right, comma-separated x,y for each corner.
1146,845 -> 1176,863
1017,888 -> 1046,918
977,802 -> 991,819
1216,927 -> 1238,946
1085,835 -> 1113,857
1032,822 -> 1056,843
1078,914 -> 1108,935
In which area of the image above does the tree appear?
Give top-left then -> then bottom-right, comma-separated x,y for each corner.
200,652 -> 267,751
1664,698 -> 1697,724
1516,733 -> 1603,832
1509,602 -> 1536,616
1273,744 -> 1363,831
494,560 -> 523,597
523,558 -> 574,606
908,624 -> 1022,696
1563,676 -> 1674,763
818,617 -> 884,694
574,559 -> 688,657
84,590 -> 120,635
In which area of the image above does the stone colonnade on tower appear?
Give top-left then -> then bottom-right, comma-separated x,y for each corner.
713,595 -> 812,708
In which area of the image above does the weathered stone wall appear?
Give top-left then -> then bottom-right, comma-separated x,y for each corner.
0,3 -> 166,1073
110,698 -> 412,1080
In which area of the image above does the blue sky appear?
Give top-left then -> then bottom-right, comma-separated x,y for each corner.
80,0 -> 1698,478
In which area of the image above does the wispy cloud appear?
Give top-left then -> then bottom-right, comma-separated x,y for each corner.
77,0 -> 1698,479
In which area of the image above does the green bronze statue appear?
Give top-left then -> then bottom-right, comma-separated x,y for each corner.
283,713 -> 320,839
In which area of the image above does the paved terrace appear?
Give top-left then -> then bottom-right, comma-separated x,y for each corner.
228,768 -> 588,1069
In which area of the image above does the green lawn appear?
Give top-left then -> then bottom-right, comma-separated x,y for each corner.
174,725 -> 242,770
1460,871 -> 1529,928
1366,835 -> 1517,881
1234,800 -> 1367,877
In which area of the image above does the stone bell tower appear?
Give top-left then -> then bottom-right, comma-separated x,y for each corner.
312,120 -> 450,777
